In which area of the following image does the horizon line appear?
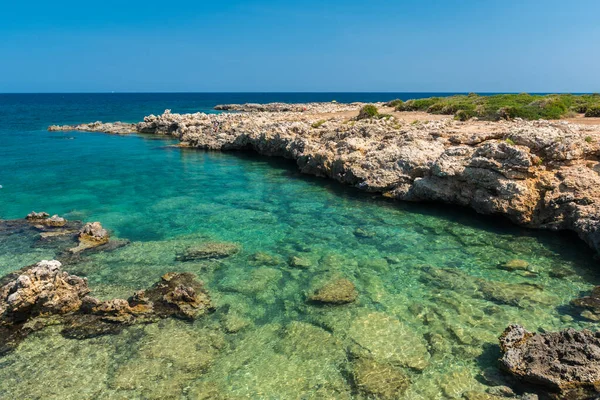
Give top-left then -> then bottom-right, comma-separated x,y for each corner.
1,91 -> 596,95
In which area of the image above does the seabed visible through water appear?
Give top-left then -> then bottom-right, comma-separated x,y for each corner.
0,94 -> 599,399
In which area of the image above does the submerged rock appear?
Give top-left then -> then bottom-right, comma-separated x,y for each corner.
176,241 -> 240,261
421,267 -> 554,308
571,286 -> 600,321
499,324 -> 600,399
308,278 -> 358,304
0,261 -> 213,353
353,228 -> 376,238
347,311 -> 430,371
249,252 -> 282,266
499,259 -> 529,271
288,255 -> 313,269
351,357 -> 411,399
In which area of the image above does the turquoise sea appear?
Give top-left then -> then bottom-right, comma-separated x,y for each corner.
0,93 -> 598,399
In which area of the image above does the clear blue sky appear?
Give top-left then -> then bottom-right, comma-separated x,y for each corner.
1,0 -> 598,93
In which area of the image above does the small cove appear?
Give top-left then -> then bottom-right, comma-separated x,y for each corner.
1,94 -> 599,399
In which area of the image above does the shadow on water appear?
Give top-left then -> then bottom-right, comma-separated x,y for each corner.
176,145 -> 599,279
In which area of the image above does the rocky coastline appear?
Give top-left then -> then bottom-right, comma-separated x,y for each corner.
49,102 -> 600,257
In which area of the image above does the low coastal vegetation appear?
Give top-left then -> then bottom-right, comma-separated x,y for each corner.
357,104 -> 392,120
387,93 -> 600,121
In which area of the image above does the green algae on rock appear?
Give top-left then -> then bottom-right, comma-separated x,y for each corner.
347,311 -> 430,371
351,357 -> 411,399
308,277 -> 358,304
176,241 -> 241,261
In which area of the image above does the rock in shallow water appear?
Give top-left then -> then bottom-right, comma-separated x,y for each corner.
499,324 -> 600,399
308,278 -> 358,304
176,241 -> 240,261
0,261 -> 213,353
571,286 -> 600,321
351,357 -> 411,399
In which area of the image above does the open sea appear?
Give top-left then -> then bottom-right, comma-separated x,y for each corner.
0,93 -> 598,399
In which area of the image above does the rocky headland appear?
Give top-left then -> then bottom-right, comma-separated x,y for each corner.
49,102 -> 600,257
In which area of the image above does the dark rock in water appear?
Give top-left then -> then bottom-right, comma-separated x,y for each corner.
176,241 -> 240,261
308,278 -> 358,304
351,357 -> 410,399
0,261 -> 213,353
571,286 -> 600,321
499,324 -> 600,399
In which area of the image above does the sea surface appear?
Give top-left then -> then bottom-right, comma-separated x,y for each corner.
0,93 -> 598,399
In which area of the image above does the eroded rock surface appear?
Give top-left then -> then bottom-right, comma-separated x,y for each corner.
49,104 -> 600,255
69,222 -> 110,253
499,324 -> 600,399
0,261 -> 213,354
48,121 -> 136,134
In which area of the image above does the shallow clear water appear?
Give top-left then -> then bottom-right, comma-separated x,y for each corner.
0,94 -> 598,399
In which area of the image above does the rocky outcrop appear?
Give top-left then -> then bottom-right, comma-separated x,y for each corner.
49,103 -> 600,255
69,222 -> 110,253
48,121 -> 136,134
2,214 -> 123,260
499,324 -> 600,399
26,211 -> 66,227
214,102 -> 367,113
0,261 -> 213,353
0,260 -> 89,324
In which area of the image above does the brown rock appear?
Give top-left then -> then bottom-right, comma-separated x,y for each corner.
499,324 -> 600,399
69,222 -> 110,253
0,260 -> 89,323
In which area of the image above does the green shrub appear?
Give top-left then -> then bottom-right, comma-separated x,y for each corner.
357,105 -> 379,120
585,136 -> 593,143
585,106 -> 600,117
393,94 -> 600,121
505,138 -> 516,145
311,120 -> 326,128
384,99 -> 403,108
454,110 -> 476,121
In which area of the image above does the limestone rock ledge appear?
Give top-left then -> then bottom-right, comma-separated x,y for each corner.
49,103 -> 600,255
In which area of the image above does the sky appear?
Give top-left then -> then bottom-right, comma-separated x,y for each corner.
1,0 -> 599,93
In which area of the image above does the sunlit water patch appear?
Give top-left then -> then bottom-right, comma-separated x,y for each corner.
1,94 -> 599,399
